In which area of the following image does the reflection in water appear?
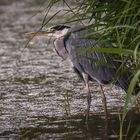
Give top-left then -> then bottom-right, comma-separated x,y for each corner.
1,110 -> 140,139
0,0 -> 140,140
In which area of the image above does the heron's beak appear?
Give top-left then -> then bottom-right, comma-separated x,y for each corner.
25,28 -> 55,38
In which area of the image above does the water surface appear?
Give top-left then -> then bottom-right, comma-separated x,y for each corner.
0,1 -> 140,139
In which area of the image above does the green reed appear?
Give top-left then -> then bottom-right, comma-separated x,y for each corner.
40,0 -> 140,139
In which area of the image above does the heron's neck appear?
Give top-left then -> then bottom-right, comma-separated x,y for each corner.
55,28 -> 69,38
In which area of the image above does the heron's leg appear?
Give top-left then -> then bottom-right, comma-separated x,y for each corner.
82,73 -> 91,122
99,85 -> 108,123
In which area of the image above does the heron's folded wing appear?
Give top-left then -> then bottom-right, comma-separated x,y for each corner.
65,27 -> 120,84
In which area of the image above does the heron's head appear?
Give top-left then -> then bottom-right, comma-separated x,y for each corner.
28,25 -> 71,38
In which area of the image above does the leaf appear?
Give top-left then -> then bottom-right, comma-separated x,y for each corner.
87,47 -> 140,57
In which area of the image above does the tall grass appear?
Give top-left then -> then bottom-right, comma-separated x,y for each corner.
41,0 -> 140,139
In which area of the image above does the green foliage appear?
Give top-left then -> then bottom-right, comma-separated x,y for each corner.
43,0 -> 140,138
44,0 -> 140,68
43,0 -> 140,90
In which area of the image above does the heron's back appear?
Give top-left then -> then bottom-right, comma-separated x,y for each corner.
64,25 -> 134,93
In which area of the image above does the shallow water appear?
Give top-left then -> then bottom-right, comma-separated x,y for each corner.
0,1 -> 140,140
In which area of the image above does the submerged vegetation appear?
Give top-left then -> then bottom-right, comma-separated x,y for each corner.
40,0 -> 140,139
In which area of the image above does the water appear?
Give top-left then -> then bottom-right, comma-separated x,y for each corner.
0,1 -> 140,140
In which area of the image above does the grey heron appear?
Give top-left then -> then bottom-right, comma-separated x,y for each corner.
27,24 -> 137,121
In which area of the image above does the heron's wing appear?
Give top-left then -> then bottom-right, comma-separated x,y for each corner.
65,27 -> 120,84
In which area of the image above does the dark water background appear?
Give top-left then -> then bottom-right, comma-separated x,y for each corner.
0,1 -> 140,139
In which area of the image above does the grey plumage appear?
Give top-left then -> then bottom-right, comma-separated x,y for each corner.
53,25 -> 131,92
54,37 -> 69,60
29,24 -> 139,121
